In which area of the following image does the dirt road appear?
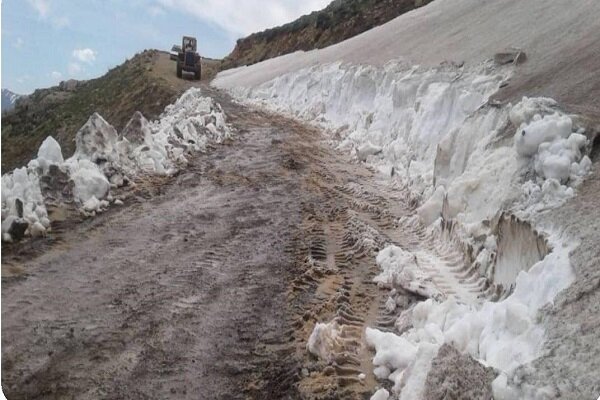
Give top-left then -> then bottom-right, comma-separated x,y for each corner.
2,86 -> 480,399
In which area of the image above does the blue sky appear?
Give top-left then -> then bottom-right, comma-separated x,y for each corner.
2,0 -> 329,94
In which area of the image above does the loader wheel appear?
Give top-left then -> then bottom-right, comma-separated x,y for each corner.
176,62 -> 182,78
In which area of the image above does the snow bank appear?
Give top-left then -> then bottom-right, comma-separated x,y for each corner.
220,61 -> 509,226
1,88 -> 232,241
222,62 -> 590,230
367,232 -> 575,399
217,58 -> 592,399
1,167 -> 49,241
227,62 -> 503,204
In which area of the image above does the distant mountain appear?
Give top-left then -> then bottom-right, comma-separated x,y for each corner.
2,89 -> 22,113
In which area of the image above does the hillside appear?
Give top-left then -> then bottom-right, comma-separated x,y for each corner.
221,0 -> 432,69
1,50 -> 221,173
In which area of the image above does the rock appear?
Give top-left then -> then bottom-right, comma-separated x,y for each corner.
8,218 -> 29,241
422,344 -> 496,400
59,79 -> 81,92
494,49 -> 527,65
15,198 -> 24,218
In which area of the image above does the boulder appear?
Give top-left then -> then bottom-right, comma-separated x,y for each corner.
7,218 -> 29,241
494,49 -> 527,65
15,198 -> 24,218
59,79 -> 81,92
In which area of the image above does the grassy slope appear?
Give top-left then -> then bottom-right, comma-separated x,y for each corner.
2,50 -> 193,173
222,0 -> 432,69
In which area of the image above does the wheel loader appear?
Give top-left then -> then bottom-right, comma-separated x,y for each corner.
176,36 -> 201,80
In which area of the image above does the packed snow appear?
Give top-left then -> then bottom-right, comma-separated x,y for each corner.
374,245 -> 443,301
1,88 -> 232,241
220,61 -> 590,227
365,231 -> 575,399
218,56 -> 591,399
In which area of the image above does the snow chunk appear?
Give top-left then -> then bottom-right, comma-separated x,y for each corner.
513,104 -> 589,185
73,112 -> 120,165
509,97 -> 557,126
370,388 -> 390,400
37,136 -> 64,173
514,113 -> 572,157
121,111 -> 152,146
366,327 -> 417,372
66,159 -> 110,203
357,142 -> 383,162
375,245 -> 443,300
307,320 -> 342,362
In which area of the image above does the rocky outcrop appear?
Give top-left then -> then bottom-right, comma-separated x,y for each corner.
222,0 -> 433,69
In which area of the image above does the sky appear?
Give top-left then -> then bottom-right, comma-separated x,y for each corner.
1,0 -> 330,94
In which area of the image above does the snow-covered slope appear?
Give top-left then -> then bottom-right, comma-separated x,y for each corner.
213,1 -> 598,399
1,89 -> 22,113
215,0 -> 600,114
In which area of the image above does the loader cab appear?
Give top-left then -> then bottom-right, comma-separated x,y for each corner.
176,36 -> 201,80
182,36 -> 197,53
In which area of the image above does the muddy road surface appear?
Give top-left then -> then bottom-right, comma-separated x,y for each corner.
2,87 -> 478,399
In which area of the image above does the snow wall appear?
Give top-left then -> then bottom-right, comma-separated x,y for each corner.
214,60 -> 592,399
1,88 -> 232,242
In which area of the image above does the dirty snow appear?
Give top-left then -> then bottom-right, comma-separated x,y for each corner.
217,53 -> 591,399
1,88 -> 232,241
307,320 -> 343,363
366,232 -> 575,399
374,245 -> 443,300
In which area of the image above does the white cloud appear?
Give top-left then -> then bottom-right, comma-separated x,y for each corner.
68,62 -> 82,76
50,71 -> 63,80
157,0 -> 330,36
27,0 -> 50,18
72,48 -> 97,64
26,0 -> 69,29
14,38 -> 24,49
